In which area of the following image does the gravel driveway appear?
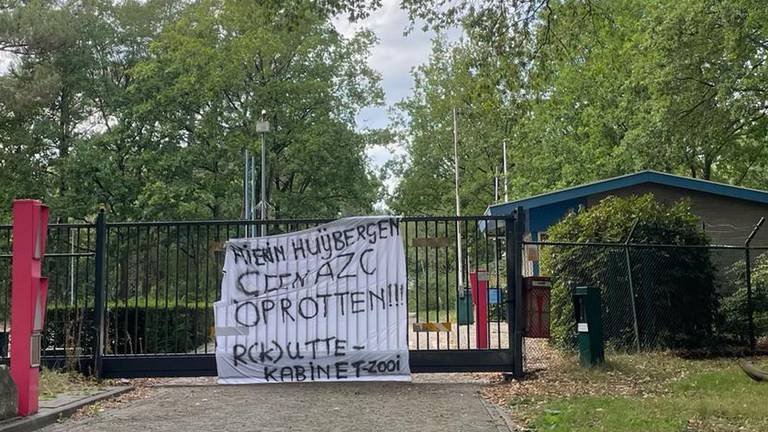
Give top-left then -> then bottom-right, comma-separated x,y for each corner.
42,378 -> 512,432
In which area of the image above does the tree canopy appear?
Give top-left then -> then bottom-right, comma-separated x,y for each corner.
541,194 -> 717,349
0,0 -> 384,221
390,0 -> 768,215
3,0 -> 768,220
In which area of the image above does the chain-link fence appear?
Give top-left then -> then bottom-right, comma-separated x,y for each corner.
523,241 -> 768,371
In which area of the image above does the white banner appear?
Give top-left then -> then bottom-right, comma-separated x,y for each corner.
214,217 -> 410,384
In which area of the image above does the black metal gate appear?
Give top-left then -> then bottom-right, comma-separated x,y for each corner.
0,214 -> 524,378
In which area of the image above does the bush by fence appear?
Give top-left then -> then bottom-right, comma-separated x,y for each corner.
721,253 -> 768,346
540,194 -> 720,351
44,303 -> 212,355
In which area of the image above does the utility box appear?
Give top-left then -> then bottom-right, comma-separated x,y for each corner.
573,286 -> 604,367
523,277 -> 551,338
457,290 -> 474,325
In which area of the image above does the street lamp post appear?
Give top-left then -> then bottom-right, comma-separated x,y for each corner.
453,107 -> 464,292
244,146 -> 251,235
255,110 -> 270,237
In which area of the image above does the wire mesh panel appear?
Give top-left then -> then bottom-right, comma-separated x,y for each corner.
742,247 -> 768,351
523,241 -> 768,372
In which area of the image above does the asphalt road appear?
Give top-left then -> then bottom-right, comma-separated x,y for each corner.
41,381 -> 512,432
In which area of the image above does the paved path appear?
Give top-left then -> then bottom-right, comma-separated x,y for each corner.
41,381 -> 511,432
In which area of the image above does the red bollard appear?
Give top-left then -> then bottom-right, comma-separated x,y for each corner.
10,199 -> 49,416
469,270 -> 489,349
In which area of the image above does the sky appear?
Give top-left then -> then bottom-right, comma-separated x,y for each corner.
0,54 -> 15,75
333,1 -> 453,199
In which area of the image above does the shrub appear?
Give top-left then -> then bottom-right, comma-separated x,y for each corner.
43,302 -> 213,355
541,194 -> 718,350
720,253 -> 768,343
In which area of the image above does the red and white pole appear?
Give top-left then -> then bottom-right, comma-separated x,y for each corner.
10,199 -> 49,416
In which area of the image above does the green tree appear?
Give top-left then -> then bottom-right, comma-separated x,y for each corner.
0,0 -> 186,220
394,0 -> 768,214
126,0 -> 383,220
1,0 -> 385,221
389,36 -> 521,215
518,0 -> 768,185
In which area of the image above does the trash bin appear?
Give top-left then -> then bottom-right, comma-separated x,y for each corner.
573,286 -> 604,367
457,290 -> 474,325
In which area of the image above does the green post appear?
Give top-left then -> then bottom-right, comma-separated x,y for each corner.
457,290 -> 474,325
573,286 -> 604,367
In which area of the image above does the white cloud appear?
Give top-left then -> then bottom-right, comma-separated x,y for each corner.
0,52 -> 19,76
335,2 -> 462,211
335,0 -> 437,131
335,0 -> 447,207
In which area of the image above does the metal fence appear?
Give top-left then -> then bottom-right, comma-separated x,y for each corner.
3,214 -> 766,377
0,223 -> 97,366
0,214 -> 526,377
523,240 -> 768,371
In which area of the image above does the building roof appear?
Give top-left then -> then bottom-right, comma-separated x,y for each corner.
486,170 -> 768,215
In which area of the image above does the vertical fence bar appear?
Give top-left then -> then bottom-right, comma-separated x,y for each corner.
624,220 -> 641,352
143,226 -> 150,354
443,221 -> 450,349
744,217 -> 763,353
93,210 -> 106,377
453,220 -> 461,348
404,221 -> 409,351
745,246 -> 754,352
505,209 -> 524,378
504,216 -> 515,372
463,219 -> 470,349
154,226 -> 161,354
415,222 -> 420,350
134,227 -> 140,353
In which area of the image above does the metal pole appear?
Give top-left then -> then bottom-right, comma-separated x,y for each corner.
251,152 -> 256,237
93,209 -> 106,377
624,219 -> 641,352
69,228 -> 75,305
453,107 -> 464,290
502,140 -> 509,202
260,132 -> 267,237
744,217 -> 764,352
255,110 -> 270,238
244,148 -> 250,236
504,207 -> 524,379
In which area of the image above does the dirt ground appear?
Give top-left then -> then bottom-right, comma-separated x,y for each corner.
41,374 -> 514,432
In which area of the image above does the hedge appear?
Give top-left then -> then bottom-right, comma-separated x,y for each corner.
720,254 -> 768,344
541,194 -> 718,350
43,302 -> 213,355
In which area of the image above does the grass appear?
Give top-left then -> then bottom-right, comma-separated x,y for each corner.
495,352 -> 768,431
39,369 -> 101,400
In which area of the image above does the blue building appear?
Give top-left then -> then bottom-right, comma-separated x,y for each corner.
485,170 -> 768,275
